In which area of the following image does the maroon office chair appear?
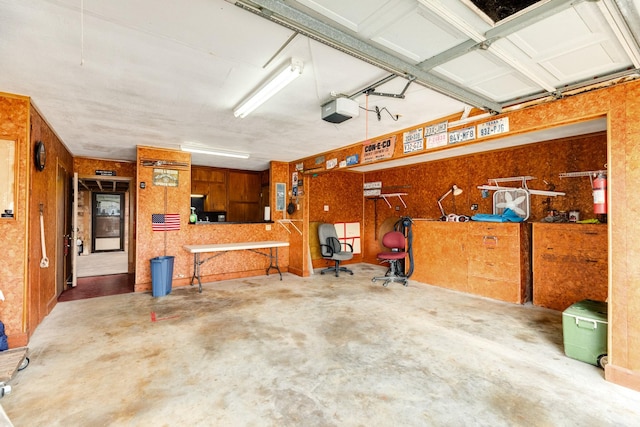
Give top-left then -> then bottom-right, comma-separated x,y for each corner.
372,231 -> 408,287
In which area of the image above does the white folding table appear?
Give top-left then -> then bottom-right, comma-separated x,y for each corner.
183,241 -> 289,292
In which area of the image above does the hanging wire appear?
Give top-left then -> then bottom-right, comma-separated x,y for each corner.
360,105 -> 400,122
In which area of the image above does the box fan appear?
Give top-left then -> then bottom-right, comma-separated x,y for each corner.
493,188 -> 530,221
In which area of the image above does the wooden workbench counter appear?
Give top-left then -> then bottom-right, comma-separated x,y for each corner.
411,221 -> 531,304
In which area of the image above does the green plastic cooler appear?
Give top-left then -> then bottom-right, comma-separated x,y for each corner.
562,299 -> 608,367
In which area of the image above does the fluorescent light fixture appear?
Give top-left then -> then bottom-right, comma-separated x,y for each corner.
233,58 -> 304,118
181,145 -> 250,159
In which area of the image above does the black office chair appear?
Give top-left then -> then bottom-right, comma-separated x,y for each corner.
318,223 -> 354,277
372,231 -> 408,287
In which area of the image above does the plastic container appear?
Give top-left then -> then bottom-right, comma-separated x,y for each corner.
150,256 -> 174,297
562,299 -> 608,366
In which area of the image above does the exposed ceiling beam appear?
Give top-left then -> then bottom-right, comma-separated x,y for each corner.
234,0 -> 502,113
417,39 -> 479,71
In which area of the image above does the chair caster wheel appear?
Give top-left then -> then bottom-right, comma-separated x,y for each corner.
18,357 -> 29,371
320,271 -> 325,275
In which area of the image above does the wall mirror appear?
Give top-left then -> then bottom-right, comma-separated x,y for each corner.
0,139 -> 16,219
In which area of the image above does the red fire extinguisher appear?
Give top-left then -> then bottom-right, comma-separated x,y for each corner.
593,172 -> 607,214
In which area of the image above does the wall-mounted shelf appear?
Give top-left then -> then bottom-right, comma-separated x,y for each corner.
366,193 -> 408,208
478,176 -> 565,197
277,219 -> 302,235
559,170 -> 607,178
488,176 -> 535,186
559,170 -> 607,188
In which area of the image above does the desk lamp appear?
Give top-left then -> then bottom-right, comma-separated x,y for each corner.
437,185 -> 463,219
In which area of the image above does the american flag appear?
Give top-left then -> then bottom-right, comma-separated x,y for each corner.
151,213 -> 180,231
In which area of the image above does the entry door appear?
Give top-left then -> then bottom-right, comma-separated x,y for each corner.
71,173 -> 78,287
56,164 -> 70,296
92,193 -> 124,252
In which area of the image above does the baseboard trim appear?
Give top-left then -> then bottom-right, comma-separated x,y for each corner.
605,363 -> 640,392
8,333 -> 28,348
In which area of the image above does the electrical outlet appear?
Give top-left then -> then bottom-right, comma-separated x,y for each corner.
265,224 -> 271,231
471,204 -> 478,211
324,205 -> 329,211
395,206 -> 400,211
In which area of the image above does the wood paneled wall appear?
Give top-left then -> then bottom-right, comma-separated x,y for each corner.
307,170 -> 364,267
0,94 -> 73,347
28,105 -> 74,341
0,93 -> 29,347
362,132 -> 606,262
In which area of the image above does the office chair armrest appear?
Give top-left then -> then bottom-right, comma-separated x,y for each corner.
342,242 -> 354,252
319,243 -> 335,257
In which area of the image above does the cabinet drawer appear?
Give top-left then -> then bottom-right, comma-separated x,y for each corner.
536,251 -> 607,264
534,225 -> 605,249
467,234 -> 520,261
468,277 -> 522,303
468,258 -> 519,281
468,222 -> 521,237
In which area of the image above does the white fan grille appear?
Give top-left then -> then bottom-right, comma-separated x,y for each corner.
493,189 -> 530,220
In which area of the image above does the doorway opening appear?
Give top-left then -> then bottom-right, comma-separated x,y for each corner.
60,175 -> 134,301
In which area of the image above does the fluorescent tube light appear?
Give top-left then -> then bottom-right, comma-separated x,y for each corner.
233,58 -> 303,118
181,145 -> 250,159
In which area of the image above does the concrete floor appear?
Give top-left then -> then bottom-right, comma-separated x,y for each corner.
3,264 -> 640,426
77,251 -> 128,278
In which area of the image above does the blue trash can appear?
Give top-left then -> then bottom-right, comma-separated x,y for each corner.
150,256 -> 174,297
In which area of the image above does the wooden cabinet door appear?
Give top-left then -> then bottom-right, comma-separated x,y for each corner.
228,171 -> 261,220
207,182 -> 227,212
191,181 -> 209,197
411,221 -> 468,293
190,167 -> 227,212
466,223 -> 528,304
191,167 -> 210,181
532,223 -> 607,311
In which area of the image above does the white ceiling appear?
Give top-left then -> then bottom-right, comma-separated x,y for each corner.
1,0 -> 639,171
